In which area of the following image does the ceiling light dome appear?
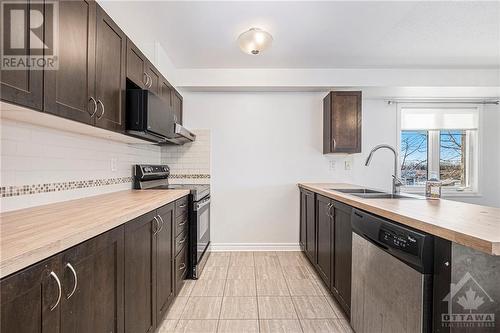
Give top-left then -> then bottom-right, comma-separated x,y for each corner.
238,28 -> 273,55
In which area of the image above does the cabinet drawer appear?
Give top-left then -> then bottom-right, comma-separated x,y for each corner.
175,196 -> 188,218
175,215 -> 188,237
175,231 -> 188,256
175,247 -> 188,295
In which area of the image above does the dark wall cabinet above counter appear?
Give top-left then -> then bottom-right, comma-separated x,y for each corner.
0,0 -> 183,136
323,91 -> 362,154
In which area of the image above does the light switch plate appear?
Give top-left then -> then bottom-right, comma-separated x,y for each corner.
111,158 -> 117,172
329,160 -> 336,171
344,160 -> 352,171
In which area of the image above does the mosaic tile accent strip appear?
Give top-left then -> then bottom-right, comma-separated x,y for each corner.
169,174 -> 211,179
0,177 -> 133,198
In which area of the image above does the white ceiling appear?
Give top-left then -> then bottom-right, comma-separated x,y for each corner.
102,1 -> 500,69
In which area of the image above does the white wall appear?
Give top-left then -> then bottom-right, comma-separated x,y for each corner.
182,92 -> 353,249
0,119 -> 160,212
183,92 -> 500,248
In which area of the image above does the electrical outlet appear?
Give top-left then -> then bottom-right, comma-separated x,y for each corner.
329,160 -> 336,171
111,158 -> 117,172
344,160 -> 352,171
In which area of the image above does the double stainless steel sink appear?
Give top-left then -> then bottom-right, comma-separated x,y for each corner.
329,188 -> 422,200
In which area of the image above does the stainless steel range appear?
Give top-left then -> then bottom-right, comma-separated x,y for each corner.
133,164 -> 210,279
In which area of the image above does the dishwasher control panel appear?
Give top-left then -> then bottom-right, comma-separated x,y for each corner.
379,228 -> 420,256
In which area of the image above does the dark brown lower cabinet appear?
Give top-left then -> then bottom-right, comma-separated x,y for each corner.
156,203 -> 175,326
0,256 -> 61,333
300,189 -> 316,263
0,226 -> 124,333
331,200 -> 352,317
124,211 -> 157,333
60,226 -> 124,333
316,195 -> 334,287
302,192 -> 352,319
1,197 -> 188,333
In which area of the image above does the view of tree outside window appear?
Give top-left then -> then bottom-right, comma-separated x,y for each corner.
400,130 -> 469,188
440,130 -> 466,187
400,131 -> 428,186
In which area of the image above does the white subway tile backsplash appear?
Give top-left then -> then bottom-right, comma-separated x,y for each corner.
0,119 -> 161,212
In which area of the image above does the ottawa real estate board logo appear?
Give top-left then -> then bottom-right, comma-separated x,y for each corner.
442,272 -> 496,329
1,0 -> 58,70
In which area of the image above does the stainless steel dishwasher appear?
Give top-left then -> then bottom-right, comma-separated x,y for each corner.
350,209 -> 434,333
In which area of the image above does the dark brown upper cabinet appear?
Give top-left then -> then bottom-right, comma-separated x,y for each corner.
0,0 -> 43,110
160,77 -> 173,104
94,4 -> 126,132
323,91 -> 362,154
44,0 -> 96,125
126,39 -> 149,89
145,64 -> 160,95
171,90 -> 183,124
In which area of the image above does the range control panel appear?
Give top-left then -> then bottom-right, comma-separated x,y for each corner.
135,164 -> 170,180
379,227 -> 420,256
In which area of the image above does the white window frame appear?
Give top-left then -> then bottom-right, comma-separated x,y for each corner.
396,103 -> 482,197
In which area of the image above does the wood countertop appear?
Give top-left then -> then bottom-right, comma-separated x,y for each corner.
0,189 -> 190,279
299,183 -> 500,256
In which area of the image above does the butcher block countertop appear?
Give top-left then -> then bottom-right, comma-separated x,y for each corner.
0,189 -> 189,279
299,183 -> 500,256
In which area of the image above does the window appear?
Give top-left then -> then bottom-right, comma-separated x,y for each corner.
398,105 -> 480,194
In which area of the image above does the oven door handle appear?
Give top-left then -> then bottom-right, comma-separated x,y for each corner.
194,197 -> 210,211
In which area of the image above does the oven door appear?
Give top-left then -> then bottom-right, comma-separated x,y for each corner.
194,195 -> 210,265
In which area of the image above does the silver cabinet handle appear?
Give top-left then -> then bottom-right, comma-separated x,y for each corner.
88,97 -> 97,117
179,263 -> 186,271
178,237 -> 187,245
178,220 -> 187,227
156,215 -> 164,234
148,74 -> 153,88
96,100 -> 105,119
143,72 -> 149,87
332,138 -> 337,151
179,203 -> 187,208
152,216 -> 160,235
65,263 -> 78,299
49,271 -> 62,311
327,203 -> 334,219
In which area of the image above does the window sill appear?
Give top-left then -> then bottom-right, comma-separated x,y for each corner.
402,187 -> 481,198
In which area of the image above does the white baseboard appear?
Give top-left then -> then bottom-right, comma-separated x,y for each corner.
210,243 -> 301,252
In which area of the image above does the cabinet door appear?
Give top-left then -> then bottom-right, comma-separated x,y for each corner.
126,39 -> 147,88
160,77 -> 172,105
146,63 -> 160,95
156,203 -> 174,325
304,190 -> 316,263
323,91 -> 362,154
1,255 -> 61,333
44,0 -> 96,124
299,190 -> 307,251
60,226 -> 124,333
94,5 -> 126,132
171,90 -> 182,124
124,211 -> 157,333
0,0 -> 43,110
332,201 -> 352,317
316,195 -> 333,286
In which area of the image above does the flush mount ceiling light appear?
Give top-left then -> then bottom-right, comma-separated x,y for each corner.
238,28 -> 273,55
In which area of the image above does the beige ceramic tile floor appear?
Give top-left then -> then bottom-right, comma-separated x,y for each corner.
159,251 -> 354,333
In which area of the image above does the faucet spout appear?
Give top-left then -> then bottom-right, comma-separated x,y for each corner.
364,144 -> 402,194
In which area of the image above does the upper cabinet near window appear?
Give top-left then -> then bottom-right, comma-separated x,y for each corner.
323,91 -> 362,154
126,39 -> 160,95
